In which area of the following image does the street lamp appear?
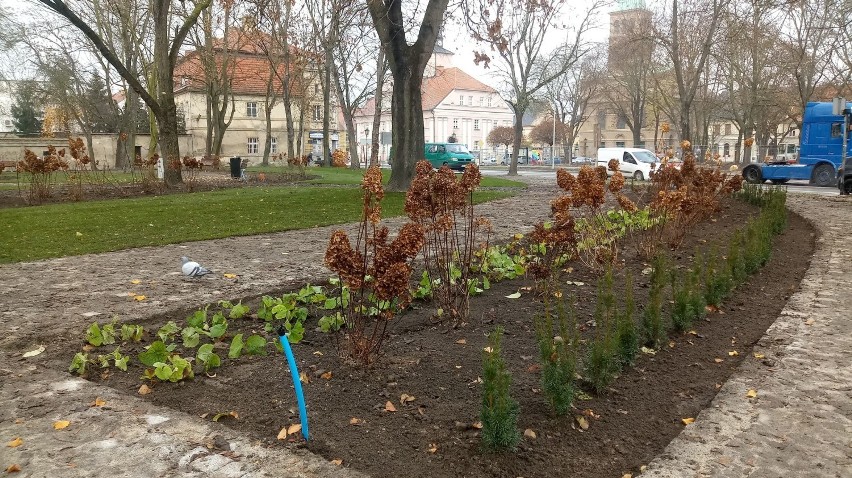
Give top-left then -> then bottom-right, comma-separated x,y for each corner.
364,127 -> 370,167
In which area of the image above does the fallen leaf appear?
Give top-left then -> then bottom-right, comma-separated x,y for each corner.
728,350 -> 739,356
471,421 -> 482,429
330,459 -> 343,466
583,409 -> 601,419
22,346 -> 45,358
385,401 -> 397,412
138,384 -> 152,395
133,295 -> 146,301
130,279 -> 141,284
223,273 -> 237,279
622,474 -> 633,478
553,291 -> 563,298
320,371 -> 333,380
681,417 -> 695,425
287,423 -> 301,435
641,267 -> 653,275
688,330 -> 698,336
753,353 -> 765,359
400,393 -> 415,404
91,397 -> 106,407
526,363 -> 542,373
276,427 -> 288,440
640,346 -> 657,355
523,428 -> 537,439
483,346 -> 493,353
212,411 -> 239,422
427,443 -> 438,453
805,318 -> 815,325
6,437 -> 22,448
53,420 -> 71,430
349,417 -> 364,425
75,231 -> 83,237
505,292 -> 521,299
299,372 -> 311,384
313,351 -> 323,356
668,341 -> 676,348
519,286 -> 533,291
715,383 -> 722,389
714,358 -> 724,363
576,416 -> 589,430
454,339 -> 467,345
6,464 -> 21,473
746,389 -> 758,398
706,304 -> 719,313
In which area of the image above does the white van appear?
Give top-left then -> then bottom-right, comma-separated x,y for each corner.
596,147 -> 658,181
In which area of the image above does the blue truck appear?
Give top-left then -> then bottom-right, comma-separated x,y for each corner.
741,101 -> 850,189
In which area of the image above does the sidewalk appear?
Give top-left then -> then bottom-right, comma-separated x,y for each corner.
1,186 -> 850,477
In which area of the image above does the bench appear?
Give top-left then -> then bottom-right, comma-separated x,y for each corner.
199,156 -> 220,170
0,160 -> 17,173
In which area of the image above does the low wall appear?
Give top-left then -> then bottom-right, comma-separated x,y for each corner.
0,134 -> 193,170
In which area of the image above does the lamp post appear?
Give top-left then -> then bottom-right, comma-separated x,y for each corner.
551,104 -> 557,170
364,127 -> 370,167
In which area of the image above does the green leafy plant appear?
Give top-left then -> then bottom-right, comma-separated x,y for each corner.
228,334 -> 244,359
219,300 -> 250,319
138,340 -> 174,366
145,354 -> 194,382
69,352 -> 88,375
256,294 -> 307,342
196,344 -> 221,373
97,348 -> 129,371
318,312 -> 345,333
412,270 -> 434,299
244,335 -> 268,356
120,323 -> 144,342
535,295 -> 577,416
157,321 -> 180,343
480,326 -> 520,451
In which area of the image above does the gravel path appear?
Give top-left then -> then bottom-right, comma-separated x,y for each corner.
1,184 -> 849,478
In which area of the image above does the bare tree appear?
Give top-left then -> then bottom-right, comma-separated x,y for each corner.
547,51 -> 603,161
366,0 -> 449,190
655,0 -> 728,142
605,16 -> 654,147
36,0 -> 213,186
465,0 -> 600,175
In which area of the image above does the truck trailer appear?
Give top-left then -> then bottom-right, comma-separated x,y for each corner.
741,101 -> 850,188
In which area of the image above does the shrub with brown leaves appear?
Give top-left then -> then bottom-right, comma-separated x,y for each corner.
17,146 -> 69,203
324,166 -> 424,364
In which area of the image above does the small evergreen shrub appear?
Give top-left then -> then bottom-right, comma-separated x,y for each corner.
616,271 -> 638,366
534,296 -> 578,416
702,246 -> 732,307
670,268 -> 694,332
585,270 -> 620,394
642,254 -> 668,348
481,327 -> 520,451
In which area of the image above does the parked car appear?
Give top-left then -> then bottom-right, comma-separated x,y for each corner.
541,157 -> 563,166
480,157 -> 498,165
424,143 -> 475,170
570,156 -> 593,164
596,147 -> 659,180
501,153 -> 529,165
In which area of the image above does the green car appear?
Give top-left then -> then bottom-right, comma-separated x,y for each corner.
424,143 -> 474,170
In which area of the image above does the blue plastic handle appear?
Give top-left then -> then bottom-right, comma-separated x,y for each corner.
278,333 -> 309,441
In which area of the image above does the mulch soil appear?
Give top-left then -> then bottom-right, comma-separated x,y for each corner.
52,197 -> 814,478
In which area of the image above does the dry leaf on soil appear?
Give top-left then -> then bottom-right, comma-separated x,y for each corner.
6,464 -> 21,473
400,393 -> 415,404
320,371 -> 333,380
6,437 -> 22,448
728,350 -> 739,356
805,318 -> 815,325
483,346 -> 494,353
138,384 -> 152,395
53,420 -> 71,430
427,443 -> 438,453
472,421 -> 482,429
130,279 -> 141,284
349,417 -> 364,425
454,339 -> 466,345
714,358 -> 724,363
133,295 -> 146,301
753,353 -> 765,359
523,428 -> 537,439
384,401 -> 397,412
505,292 -> 521,299
576,416 -> 589,430
299,372 -> 311,384
22,346 -> 45,358
223,273 -> 237,279
746,389 -> 758,398
681,417 -> 695,425
91,397 -> 106,407
330,459 -> 343,466
277,423 -> 302,440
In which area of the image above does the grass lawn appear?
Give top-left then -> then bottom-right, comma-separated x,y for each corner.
0,186 -> 514,263
246,165 -> 527,188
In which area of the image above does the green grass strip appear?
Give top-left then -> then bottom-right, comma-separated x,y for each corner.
0,186 -> 513,263
247,166 -> 527,188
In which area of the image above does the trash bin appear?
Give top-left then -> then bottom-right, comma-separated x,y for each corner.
229,156 -> 241,178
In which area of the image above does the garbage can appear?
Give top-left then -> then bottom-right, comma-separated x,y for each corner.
229,156 -> 241,178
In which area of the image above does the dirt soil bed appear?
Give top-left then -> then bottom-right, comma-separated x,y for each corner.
54,197 -> 814,478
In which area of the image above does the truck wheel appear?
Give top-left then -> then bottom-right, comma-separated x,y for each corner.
769,179 -> 788,185
633,171 -> 644,181
812,164 -> 834,187
742,165 -> 763,184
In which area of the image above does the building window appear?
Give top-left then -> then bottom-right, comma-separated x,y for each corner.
713,124 -> 721,136
616,115 -> 627,129
246,102 -> 257,117
474,119 -> 480,131
488,96 -> 492,107
599,141 -> 606,148
468,95 -> 473,106
616,141 -> 626,147
313,105 -> 322,121
247,137 -> 258,154
453,118 -> 459,129
598,111 -> 607,129
459,95 -> 464,106
479,97 -> 484,106
724,123 -> 731,135
270,137 -> 278,154
314,84 -> 319,94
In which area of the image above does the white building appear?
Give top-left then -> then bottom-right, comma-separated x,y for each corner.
353,45 -> 514,163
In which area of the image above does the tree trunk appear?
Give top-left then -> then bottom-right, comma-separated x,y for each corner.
508,102 -> 526,176
322,51 -> 333,167
370,48 -> 385,167
386,64 -> 425,190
